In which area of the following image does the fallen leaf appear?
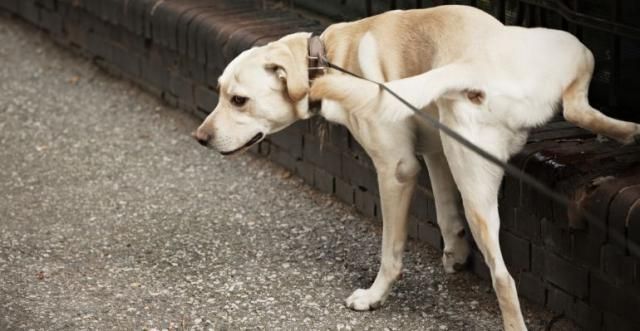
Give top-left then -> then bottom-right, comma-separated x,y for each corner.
68,75 -> 80,85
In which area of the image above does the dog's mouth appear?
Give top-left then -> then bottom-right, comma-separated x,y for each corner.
220,132 -> 264,156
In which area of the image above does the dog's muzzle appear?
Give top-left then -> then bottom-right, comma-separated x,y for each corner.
192,129 -> 211,146
219,132 -> 264,156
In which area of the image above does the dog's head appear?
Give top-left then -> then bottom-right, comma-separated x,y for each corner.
193,33 -> 310,155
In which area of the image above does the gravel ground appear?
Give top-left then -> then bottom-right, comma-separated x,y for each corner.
0,14 -> 578,331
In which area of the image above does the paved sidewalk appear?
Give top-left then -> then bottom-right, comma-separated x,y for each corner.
0,15 -> 575,330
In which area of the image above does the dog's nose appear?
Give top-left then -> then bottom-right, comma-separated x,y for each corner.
192,129 -> 211,147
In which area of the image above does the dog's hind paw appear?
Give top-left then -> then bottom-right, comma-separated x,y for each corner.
345,288 -> 385,311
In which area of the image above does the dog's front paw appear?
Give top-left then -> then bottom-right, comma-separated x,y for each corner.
345,288 -> 385,311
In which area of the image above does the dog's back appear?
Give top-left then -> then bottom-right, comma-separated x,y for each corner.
321,5 -> 503,81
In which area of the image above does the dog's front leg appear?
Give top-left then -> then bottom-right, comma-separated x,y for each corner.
346,156 -> 418,310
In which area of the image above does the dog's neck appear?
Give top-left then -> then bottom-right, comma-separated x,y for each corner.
279,32 -> 350,126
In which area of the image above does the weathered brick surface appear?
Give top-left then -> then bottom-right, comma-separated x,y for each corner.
517,272 -> 545,306
5,1 -> 640,328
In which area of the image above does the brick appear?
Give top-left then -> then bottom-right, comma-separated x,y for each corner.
121,30 -> 148,55
0,0 -> 18,12
295,161 -> 314,186
470,250 -> 491,281
601,243 -> 635,286
404,216 -> 416,240
546,284 -> 572,314
38,0 -> 56,11
124,0 -> 160,36
410,188 -> 429,220
328,124 -> 349,150
417,220 -> 442,250
161,91 -> 178,108
425,196 -> 437,225
141,52 -> 170,92
513,207 -> 542,244
195,12 -> 229,57
517,272 -> 545,305
84,13 -> 110,37
334,177 -> 354,205
541,218 -> 572,258
111,44 -> 141,77
544,251 -> 588,299
270,129 -> 302,159
64,22 -> 88,48
531,244 -> 545,276
255,140 -> 270,157
571,232 -> 601,270
169,71 -> 194,108
170,1 -> 221,52
591,273 -> 640,325
303,134 -> 342,178
603,312 -> 636,331
341,153 -> 378,194
354,188 -> 377,220
571,300 -> 603,331
19,0 -> 40,26
205,12 -> 266,70
499,205 -> 517,232
629,204 -> 640,259
194,85 -> 218,112
502,175 -> 521,210
499,231 -> 530,274
578,175 -> 640,242
222,18 -> 303,62
40,9 -> 63,36
205,65 -> 221,88
185,8 -> 222,59
416,168 -> 430,192
85,32 -> 113,61
149,0 -> 180,47
175,56 -> 206,84
197,8 -> 250,65
103,0 -> 123,25
313,167 -> 334,195
266,145 -> 297,173
608,186 -> 640,245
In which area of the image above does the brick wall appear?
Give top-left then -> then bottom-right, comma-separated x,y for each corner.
2,1 -> 640,329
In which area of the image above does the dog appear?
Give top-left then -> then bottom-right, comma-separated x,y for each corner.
193,5 -> 640,330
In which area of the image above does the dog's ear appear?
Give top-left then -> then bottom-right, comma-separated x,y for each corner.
264,43 -> 308,102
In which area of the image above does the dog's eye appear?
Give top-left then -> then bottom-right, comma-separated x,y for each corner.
230,95 -> 249,107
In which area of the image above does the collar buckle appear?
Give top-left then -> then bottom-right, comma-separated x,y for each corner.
307,34 -> 327,114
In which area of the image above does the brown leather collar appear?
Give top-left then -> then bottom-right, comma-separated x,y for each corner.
307,34 -> 326,115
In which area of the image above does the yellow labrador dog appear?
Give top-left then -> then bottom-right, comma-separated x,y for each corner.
194,5 -> 640,330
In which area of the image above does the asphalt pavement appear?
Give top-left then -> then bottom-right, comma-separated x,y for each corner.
0,14 -> 577,331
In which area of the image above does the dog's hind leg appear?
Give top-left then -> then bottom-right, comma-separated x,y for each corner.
423,152 -> 470,273
439,100 -> 527,331
562,50 -> 640,144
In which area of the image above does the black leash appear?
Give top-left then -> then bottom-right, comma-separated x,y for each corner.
318,57 -> 640,259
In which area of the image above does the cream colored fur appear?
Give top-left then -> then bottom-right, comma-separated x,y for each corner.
195,5 -> 640,331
